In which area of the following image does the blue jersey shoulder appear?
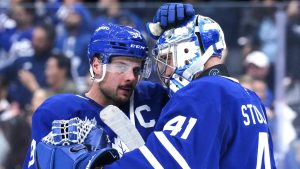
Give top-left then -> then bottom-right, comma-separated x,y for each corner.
135,80 -> 168,98
134,80 -> 169,116
122,80 -> 169,140
24,93 -> 104,169
34,93 -> 100,120
32,94 -> 103,141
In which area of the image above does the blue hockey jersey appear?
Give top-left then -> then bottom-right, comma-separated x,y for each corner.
22,80 -> 169,169
105,76 -> 277,169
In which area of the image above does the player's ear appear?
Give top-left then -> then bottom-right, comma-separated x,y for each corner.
91,56 -> 102,76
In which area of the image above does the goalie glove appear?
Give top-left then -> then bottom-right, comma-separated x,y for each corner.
146,3 -> 195,39
35,118 -> 119,169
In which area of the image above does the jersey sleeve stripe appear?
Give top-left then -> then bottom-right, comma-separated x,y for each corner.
139,145 -> 164,169
154,132 -> 191,169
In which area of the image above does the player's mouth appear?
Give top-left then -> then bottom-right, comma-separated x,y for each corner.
118,85 -> 134,96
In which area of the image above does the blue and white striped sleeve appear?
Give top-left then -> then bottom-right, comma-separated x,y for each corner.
105,130 -> 193,169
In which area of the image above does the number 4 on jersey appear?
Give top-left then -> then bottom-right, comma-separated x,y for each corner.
256,132 -> 271,169
163,115 -> 197,139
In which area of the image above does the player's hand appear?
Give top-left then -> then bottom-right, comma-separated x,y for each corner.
154,3 -> 195,29
146,3 -> 195,39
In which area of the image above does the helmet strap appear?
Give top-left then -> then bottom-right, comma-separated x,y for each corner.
90,64 -> 107,83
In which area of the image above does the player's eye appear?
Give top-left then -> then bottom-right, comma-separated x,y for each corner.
159,53 -> 172,63
159,55 -> 167,61
106,63 -> 128,73
106,62 -> 142,76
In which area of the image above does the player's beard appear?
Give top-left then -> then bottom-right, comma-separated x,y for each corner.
99,83 -> 134,106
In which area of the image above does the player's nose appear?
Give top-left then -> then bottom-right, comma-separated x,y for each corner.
124,68 -> 138,82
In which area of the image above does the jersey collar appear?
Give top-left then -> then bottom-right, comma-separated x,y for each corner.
195,64 -> 230,79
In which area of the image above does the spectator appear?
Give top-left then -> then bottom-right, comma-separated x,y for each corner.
45,53 -> 77,94
244,50 -> 270,80
252,78 -> 273,109
0,23 -> 55,110
286,0 -> 300,82
244,50 -> 274,107
55,0 -> 93,35
54,8 -> 91,92
253,78 -> 276,137
0,2 -> 35,68
285,0 -> 300,131
0,74 -> 31,169
0,76 -> 9,114
93,0 -> 146,36
258,0 -> 278,64
0,110 -> 31,169
19,53 -> 77,97
237,0 -> 277,85
0,129 -> 9,169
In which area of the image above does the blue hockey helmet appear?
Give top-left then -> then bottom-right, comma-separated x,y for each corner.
88,23 -> 151,81
153,15 -> 226,94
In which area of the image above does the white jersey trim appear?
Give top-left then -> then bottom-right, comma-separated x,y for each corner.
129,91 -> 136,125
221,76 -> 239,83
154,132 -> 191,169
76,94 -> 89,100
139,145 -> 163,169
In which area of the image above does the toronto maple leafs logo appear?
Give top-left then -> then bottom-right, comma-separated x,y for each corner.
128,31 -> 142,39
111,137 -> 130,157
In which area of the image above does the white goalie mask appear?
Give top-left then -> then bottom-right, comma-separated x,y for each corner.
153,15 -> 226,95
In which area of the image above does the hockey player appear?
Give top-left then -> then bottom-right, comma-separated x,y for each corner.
103,6 -> 277,169
22,23 -> 169,169
34,3 -> 277,169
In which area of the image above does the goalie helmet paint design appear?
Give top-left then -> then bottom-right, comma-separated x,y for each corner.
153,15 -> 226,94
88,23 -> 151,81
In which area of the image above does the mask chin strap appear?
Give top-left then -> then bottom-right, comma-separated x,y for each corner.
89,64 -> 107,83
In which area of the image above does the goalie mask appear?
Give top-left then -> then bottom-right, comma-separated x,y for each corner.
153,15 -> 226,94
88,23 -> 151,82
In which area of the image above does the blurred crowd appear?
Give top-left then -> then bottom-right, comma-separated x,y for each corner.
0,0 -> 300,169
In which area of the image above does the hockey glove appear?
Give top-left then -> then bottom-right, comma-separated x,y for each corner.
35,118 -> 119,169
146,3 -> 195,39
